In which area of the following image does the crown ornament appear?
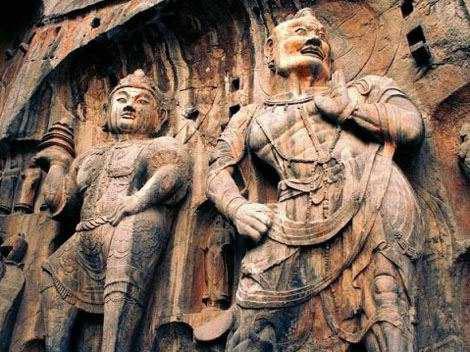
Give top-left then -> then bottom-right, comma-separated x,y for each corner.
110,69 -> 157,97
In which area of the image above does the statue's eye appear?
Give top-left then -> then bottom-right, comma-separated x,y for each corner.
117,98 -> 127,103
295,27 -> 307,35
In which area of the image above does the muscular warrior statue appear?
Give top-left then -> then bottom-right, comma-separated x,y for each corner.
33,70 -> 191,351
207,9 -> 424,352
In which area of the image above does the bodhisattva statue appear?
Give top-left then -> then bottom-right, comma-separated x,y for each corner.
207,9 -> 424,352
32,70 -> 191,351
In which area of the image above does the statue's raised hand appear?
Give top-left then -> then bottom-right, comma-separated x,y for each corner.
314,70 -> 352,122
31,146 -> 73,171
31,146 -> 74,210
233,202 -> 273,242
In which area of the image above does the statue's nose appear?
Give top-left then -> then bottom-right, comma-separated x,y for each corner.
123,104 -> 136,112
304,36 -> 321,47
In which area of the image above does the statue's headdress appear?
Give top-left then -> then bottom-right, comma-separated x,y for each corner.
110,69 -> 158,98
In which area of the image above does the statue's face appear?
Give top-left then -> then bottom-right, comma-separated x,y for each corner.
109,87 -> 159,134
268,14 -> 331,78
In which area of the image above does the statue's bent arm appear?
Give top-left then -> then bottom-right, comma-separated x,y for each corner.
134,162 -> 186,209
137,139 -> 192,208
207,105 -> 256,220
349,78 -> 424,147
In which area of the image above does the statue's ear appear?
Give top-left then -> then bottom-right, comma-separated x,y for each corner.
264,36 -> 275,71
154,108 -> 169,136
101,103 -> 110,132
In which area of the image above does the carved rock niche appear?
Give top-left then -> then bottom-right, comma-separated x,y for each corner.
0,0 -> 468,351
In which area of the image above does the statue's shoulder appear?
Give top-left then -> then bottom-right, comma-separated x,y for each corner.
75,143 -> 110,165
145,137 -> 189,161
145,137 -> 191,174
224,103 -> 260,131
347,74 -> 408,101
347,74 -> 400,93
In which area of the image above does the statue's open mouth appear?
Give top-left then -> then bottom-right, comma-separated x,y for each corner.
121,113 -> 135,120
300,46 -> 324,60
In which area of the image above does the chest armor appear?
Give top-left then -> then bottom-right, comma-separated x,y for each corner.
251,105 -> 343,176
249,103 -> 345,220
80,142 -> 147,218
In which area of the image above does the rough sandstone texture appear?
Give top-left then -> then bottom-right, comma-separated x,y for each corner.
0,0 -> 468,351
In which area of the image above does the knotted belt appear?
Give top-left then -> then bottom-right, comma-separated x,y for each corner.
76,216 -> 109,231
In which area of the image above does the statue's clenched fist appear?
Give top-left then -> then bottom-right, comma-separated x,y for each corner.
32,145 -> 73,170
232,202 -> 273,242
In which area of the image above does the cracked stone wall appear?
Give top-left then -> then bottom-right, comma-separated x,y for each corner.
0,0 -> 468,351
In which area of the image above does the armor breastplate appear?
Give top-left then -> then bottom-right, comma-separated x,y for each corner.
251,103 -> 345,220
80,142 -> 147,220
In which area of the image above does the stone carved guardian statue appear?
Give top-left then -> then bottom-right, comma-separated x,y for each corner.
32,70 -> 191,351
206,9 -> 424,352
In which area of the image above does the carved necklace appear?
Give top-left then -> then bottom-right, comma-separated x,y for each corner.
264,93 -> 315,107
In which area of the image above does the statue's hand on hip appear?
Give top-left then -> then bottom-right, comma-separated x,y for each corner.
233,203 -> 273,243
109,195 -> 144,226
314,70 -> 351,121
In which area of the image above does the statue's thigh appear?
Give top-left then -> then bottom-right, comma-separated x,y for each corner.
361,252 -> 407,317
380,166 -> 421,244
107,214 -> 170,277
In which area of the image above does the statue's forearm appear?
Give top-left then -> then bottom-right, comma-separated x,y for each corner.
205,106 -> 254,219
133,164 -> 185,209
207,168 -> 248,220
350,98 -> 423,146
45,163 -> 79,218
350,102 -> 382,135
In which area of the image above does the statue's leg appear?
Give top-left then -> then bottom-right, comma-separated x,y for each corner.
42,285 -> 78,352
101,292 -> 143,352
363,253 -> 414,352
101,216 -> 163,352
226,312 -> 277,352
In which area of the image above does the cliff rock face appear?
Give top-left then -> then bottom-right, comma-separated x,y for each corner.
0,1 -> 468,351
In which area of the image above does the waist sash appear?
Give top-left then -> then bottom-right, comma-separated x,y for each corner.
267,145 -> 377,246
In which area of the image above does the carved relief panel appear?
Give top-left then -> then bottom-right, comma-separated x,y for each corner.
0,0 -> 467,351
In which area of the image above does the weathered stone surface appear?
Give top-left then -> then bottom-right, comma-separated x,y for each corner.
0,0 -> 467,351
43,0 -> 113,20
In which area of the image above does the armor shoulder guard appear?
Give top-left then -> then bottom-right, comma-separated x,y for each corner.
348,75 -> 408,103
